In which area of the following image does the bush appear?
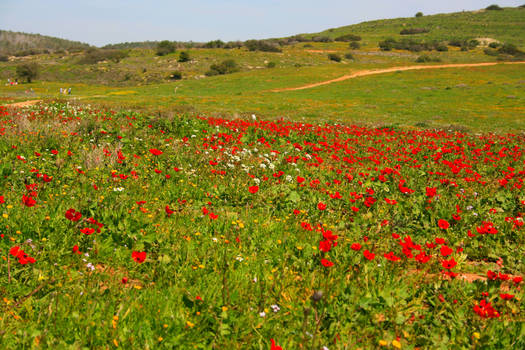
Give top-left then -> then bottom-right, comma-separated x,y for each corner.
328,53 -> 341,62
484,48 -> 499,56
244,40 -> 281,52
303,44 -> 313,48
489,42 -> 500,48
334,34 -> 362,42
344,53 -> 354,60
168,71 -> 182,80
78,49 -> 129,64
486,4 -> 503,10
312,36 -> 333,43
498,43 -> 524,56
16,63 -> 39,83
204,40 -> 225,49
379,38 -> 396,51
415,12 -> 423,17
156,40 -> 176,56
400,28 -> 430,35
435,43 -> 448,52
267,61 -> 276,68
0,55 -> 8,62
416,54 -> 441,63
205,59 -> 239,76
349,42 -> 361,49
178,51 -> 190,62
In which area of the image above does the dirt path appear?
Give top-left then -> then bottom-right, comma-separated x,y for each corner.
271,61 -> 525,92
3,99 -> 42,107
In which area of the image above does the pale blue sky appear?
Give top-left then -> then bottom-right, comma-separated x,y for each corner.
0,1 -> 522,46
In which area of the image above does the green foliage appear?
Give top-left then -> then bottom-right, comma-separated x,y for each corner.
349,41 -> 361,49
168,71 -> 182,80
16,62 -> 39,82
400,28 -> 430,35
486,4 -> 503,10
203,40 -> 225,49
178,51 -> 190,62
415,54 -> 442,63
0,29 -> 91,55
328,53 -> 341,62
415,12 -> 423,17
156,40 -> 176,56
334,34 -> 362,42
244,40 -> 281,52
266,61 -> 276,68
78,49 -> 129,64
379,38 -> 449,52
489,42 -> 501,48
498,43 -> 524,56
344,53 -> 354,60
205,59 -> 239,76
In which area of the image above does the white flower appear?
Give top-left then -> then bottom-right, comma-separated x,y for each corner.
285,175 -> 293,182
251,114 -> 257,120
259,311 -> 266,317
235,256 -> 244,262
113,187 -> 124,192
212,237 -> 218,242
271,304 -> 280,313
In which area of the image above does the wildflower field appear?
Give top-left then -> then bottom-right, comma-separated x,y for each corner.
0,102 -> 523,349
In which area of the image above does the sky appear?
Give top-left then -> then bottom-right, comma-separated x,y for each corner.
0,0 -> 523,46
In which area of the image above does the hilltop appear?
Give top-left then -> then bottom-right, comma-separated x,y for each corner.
0,30 -> 91,56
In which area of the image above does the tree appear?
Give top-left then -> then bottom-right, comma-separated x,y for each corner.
485,4 -> 503,10
415,12 -> 423,17
178,51 -> 190,62
156,40 -> 175,56
16,63 -> 39,83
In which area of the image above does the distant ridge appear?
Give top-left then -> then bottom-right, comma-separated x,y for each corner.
0,30 -> 91,55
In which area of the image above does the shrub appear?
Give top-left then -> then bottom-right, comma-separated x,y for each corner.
344,53 -> 354,60
267,61 -> 276,68
156,40 -> 176,56
178,51 -> 190,62
489,42 -> 500,48
168,71 -> 182,80
349,42 -> 361,49
312,36 -> 333,43
244,40 -> 281,52
303,44 -> 313,48
0,55 -> 8,62
334,34 -> 362,42
16,63 -> 39,83
416,54 -> 441,63
205,59 -> 239,76
379,38 -> 396,51
204,40 -> 225,49
486,4 -> 503,10
328,53 -> 342,62
498,43 -> 524,56
484,48 -> 499,56
415,12 -> 423,17
78,49 -> 129,64
435,43 -> 448,52
400,28 -> 430,35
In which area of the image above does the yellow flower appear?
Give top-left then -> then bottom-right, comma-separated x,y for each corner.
392,339 -> 401,349
379,340 -> 388,346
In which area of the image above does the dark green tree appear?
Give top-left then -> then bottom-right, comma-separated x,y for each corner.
16,63 -> 39,83
178,51 -> 190,62
156,40 -> 176,56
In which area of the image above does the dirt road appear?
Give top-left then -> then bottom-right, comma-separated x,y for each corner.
271,61 -> 525,92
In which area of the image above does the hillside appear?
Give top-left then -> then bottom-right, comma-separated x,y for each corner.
304,6 -> 525,48
0,30 -> 91,55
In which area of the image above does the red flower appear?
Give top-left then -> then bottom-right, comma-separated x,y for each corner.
317,202 -> 327,211
248,186 -> 259,194
441,258 -> 457,270
132,251 -> 146,263
270,339 -> 283,350
500,293 -> 514,300
351,243 -> 362,251
149,148 -> 163,156
80,227 -> 95,235
321,258 -> 334,267
121,277 -> 128,284
440,245 -> 453,257
165,205 -> 175,217
426,187 -> 437,197
0,195 -> 4,204
438,219 -> 450,230
513,276 -> 523,284
22,194 -> 36,207
319,240 -> 332,253
363,249 -> 375,260
72,245 -> 81,254
65,208 -> 82,222
296,176 -> 305,184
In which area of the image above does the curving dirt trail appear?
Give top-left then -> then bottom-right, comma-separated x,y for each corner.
3,99 -> 42,107
271,61 -> 525,92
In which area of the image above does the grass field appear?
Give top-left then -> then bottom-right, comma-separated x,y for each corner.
0,6 -> 524,349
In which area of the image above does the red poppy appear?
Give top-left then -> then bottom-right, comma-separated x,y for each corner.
438,219 -> 450,230
248,186 -> 259,194
80,227 -> 95,235
22,194 -> 36,207
72,245 -> 81,254
296,176 -> 305,184
441,258 -> 457,270
65,208 -> 82,222
363,249 -> 375,260
440,245 -> 453,257
321,258 -> 334,267
132,251 -> 146,263
319,240 -> 332,252
270,339 -> 283,350
317,202 -> 327,211
149,148 -> 163,156
165,205 -> 175,217
500,293 -> 514,300
0,195 -> 4,204
351,243 -> 362,251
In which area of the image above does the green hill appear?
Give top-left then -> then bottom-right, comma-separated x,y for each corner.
304,7 -> 525,48
0,30 -> 91,55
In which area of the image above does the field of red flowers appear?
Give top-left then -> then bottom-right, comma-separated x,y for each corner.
0,102 -> 523,349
